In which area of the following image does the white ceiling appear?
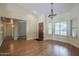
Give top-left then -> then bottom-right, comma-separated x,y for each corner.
17,3 -> 78,16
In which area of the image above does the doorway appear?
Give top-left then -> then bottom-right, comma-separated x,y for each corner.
16,20 -> 26,40
36,22 -> 44,41
1,17 -> 14,40
1,17 -> 27,40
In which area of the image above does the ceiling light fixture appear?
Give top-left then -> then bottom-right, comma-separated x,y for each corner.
48,3 -> 56,19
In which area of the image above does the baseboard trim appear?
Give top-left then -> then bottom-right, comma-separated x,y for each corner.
44,38 -> 79,48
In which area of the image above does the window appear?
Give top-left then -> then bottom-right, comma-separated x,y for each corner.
71,20 -> 78,38
55,22 -> 67,36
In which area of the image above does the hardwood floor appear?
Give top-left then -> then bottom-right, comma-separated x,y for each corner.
0,39 -> 79,56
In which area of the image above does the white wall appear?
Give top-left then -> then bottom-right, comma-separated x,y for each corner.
44,4 -> 79,48
25,14 -> 38,40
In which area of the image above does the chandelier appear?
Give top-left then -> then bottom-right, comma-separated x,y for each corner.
48,3 -> 56,19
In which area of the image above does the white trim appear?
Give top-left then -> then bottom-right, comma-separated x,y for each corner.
44,38 -> 79,48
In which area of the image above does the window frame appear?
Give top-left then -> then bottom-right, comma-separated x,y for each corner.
54,21 -> 67,36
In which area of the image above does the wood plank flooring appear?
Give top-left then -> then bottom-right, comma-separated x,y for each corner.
0,39 -> 79,56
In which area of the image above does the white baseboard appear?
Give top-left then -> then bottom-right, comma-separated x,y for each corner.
27,37 -> 37,40
44,38 -> 79,48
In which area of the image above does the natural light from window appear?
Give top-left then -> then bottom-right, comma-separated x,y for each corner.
55,22 -> 67,36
